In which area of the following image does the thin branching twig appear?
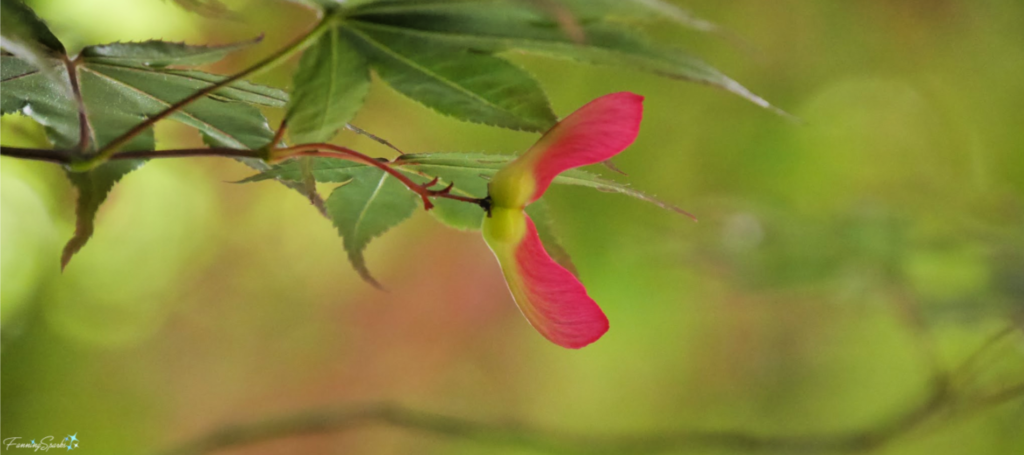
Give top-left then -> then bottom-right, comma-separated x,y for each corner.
76,13 -> 337,170
156,377 -> 1024,455
142,317 -> 1024,455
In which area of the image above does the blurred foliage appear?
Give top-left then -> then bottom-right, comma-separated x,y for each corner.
2,0 -> 1023,454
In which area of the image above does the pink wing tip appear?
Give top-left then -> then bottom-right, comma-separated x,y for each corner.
594,91 -> 645,115
514,215 -> 610,349
559,313 -> 610,349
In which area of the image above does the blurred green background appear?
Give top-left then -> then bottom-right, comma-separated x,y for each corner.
2,0 -> 1023,453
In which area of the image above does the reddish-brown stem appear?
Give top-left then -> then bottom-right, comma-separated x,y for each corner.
271,119 -> 289,148
62,55 -> 92,153
274,144 -> 488,211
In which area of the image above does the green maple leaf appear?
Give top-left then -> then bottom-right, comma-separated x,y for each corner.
285,26 -> 371,144
325,166 -> 419,288
279,0 -> 780,137
1,23 -> 286,268
342,0 -> 781,113
341,25 -> 557,132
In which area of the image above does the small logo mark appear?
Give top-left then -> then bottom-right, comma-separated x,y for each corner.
3,434 -> 80,452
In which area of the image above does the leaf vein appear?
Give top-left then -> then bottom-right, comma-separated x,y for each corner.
344,26 -> 519,119
79,66 -> 245,148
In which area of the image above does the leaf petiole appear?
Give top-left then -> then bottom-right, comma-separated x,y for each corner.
271,143 -> 488,211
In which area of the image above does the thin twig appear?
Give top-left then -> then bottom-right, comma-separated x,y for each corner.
271,119 -> 289,149
0,146 -> 74,163
150,321 -> 1024,455
155,402 -> 846,455
80,14 -> 336,169
952,325 -> 1019,384
891,290 -> 946,386
155,378 -> 1024,455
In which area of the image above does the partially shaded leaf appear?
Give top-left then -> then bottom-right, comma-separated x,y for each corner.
233,157 -> 366,183
1,56 -> 79,147
326,167 -> 419,287
2,53 -> 283,152
347,0 -> 778,112
0,0 -> 66,93
167,70 -> 287,106
80,37 -> 260,68
201,133 -> 329,218
286,27 -> 370,144
0,0 -> 64,53
62,159 -> 147,269
80,63 -> 277,149
2,42 -> 285,267
342,25 -> 557,131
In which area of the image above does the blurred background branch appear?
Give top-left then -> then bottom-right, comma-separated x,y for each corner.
161,327 -> 1023,455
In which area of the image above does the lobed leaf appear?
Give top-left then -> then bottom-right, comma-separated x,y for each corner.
2,55 -> 284,152
285,27 -> 371,144
326,167 -> 419,288
342,25 -> 557,132
81,64 -> 277,149
2,32 -> 285,267
346,0 -> 779,112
